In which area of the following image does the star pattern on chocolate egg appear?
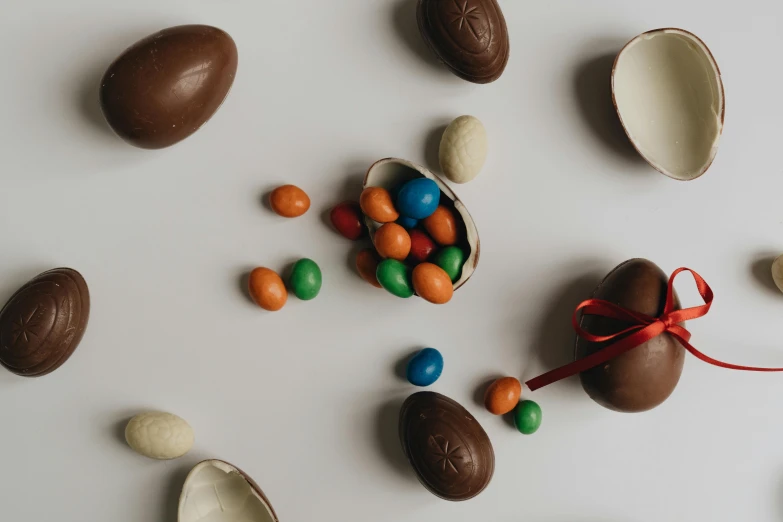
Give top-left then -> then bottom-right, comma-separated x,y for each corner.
9,306 -> 42,347
449,0 -> 482,38
427,435 -> 465,474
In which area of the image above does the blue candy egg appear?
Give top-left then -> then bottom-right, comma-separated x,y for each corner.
396,215 -> 419,229
406,348 -> 444,387
396,178 -> 440,220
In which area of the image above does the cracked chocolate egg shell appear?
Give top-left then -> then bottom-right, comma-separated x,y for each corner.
363,158 -> 479,292
575,258 -> 684,412
100,24 -> 238,149
612,28 -> 724,180
0,268 -> 89,377
417,0 -> 510,84
399,391 -> 494,501
179,460 -> 278,522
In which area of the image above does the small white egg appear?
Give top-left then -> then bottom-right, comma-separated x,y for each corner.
125,411 -> 194,460
438,115 -> 488,184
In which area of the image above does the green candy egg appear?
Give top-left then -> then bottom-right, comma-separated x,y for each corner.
434,246 -> 465,282
376,259 -> 414,298
289,258 -> 322,300
513,400 -> 542,435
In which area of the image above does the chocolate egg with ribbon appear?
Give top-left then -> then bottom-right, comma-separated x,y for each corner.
574,259 -> 685,412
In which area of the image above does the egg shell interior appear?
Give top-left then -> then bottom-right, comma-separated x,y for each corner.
612,29 -> 724,181
363,158 -> 479,290
179,460 -> 277,522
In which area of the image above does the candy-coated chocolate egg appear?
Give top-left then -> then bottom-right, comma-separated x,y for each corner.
360,187 -> 399,223
396,178 -> 440,219
397,215 -> 419,229
423,205 -> 458,245
513,400 -> 542,435
409,230 -> 436,264
289,258 -> 322,300
270,185 -> 310,218
376,259 -> 414,298
412,263 -> 453,304
248,268 -> 287,311
374,223 -> 411,261
434,246 -> 465,282
356,249 -> 382,288
484,377 -> 522,415
406,348 -> 444,387
330,201 -> 365,240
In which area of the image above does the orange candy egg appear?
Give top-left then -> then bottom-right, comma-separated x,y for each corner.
412,263 -> 453,304
484,377 -> 522,415
422,205 -> 458,245
374,223 -> 411,261
248,267 -> 287,311
360,187 -> 399,223
356,248 -> 382,288
270,185 -> 310,218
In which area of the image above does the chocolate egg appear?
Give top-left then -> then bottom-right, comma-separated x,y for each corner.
100,25 -> 238,149
417,0 -> 510,84
0,268 -> 90,377
575,258 -> 685,412
399,391 -> 494,501
363,158 -> 479,294
179,460 -> 279,522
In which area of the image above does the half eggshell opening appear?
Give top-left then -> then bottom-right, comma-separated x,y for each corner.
612,28 -> 724,181
363,158 -> 479,291
178,460 -> 278,522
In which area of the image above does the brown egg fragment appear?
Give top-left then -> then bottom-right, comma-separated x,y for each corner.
100,24 -> 238,149
0,268 -> 90,377
399,391 -> 494,501
363,158 -> 479,294
179,460 -> 278,522
575,258 -> 685,412
417,0 -> 510,84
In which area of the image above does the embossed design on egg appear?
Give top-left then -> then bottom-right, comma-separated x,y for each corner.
0,268 -> 89,377
399,391 -> 494,501
417,0 -> 510,83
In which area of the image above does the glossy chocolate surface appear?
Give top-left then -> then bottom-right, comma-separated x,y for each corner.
100,24 -> 238,149
576,258 -> 685,412
417,0 -> 509,83
0,268 -> 90,377
399,391 -> 494,501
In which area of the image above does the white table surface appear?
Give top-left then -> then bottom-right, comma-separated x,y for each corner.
2,1 -> 783,521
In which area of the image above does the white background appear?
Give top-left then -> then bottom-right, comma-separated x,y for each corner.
1,1 -> 783,521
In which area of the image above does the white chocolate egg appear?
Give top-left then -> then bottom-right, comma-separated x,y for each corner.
125,411 -> 194,460
438,116 -> 488,184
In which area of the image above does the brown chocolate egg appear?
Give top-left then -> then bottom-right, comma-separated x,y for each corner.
356,249 -> 382,288
0,268 -> 90,377
417,0 -> 510,84
100,25 -> 238,149
399,391 -> 494,501
576,258 -> 685,412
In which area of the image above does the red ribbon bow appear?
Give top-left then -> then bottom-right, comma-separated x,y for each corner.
526,267 -> 783,392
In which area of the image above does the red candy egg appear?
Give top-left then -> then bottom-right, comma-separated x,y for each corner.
409,229 -> 436,263
330,201 -> 365,240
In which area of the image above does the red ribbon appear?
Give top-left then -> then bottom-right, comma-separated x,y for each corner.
526,267 -> 783,392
